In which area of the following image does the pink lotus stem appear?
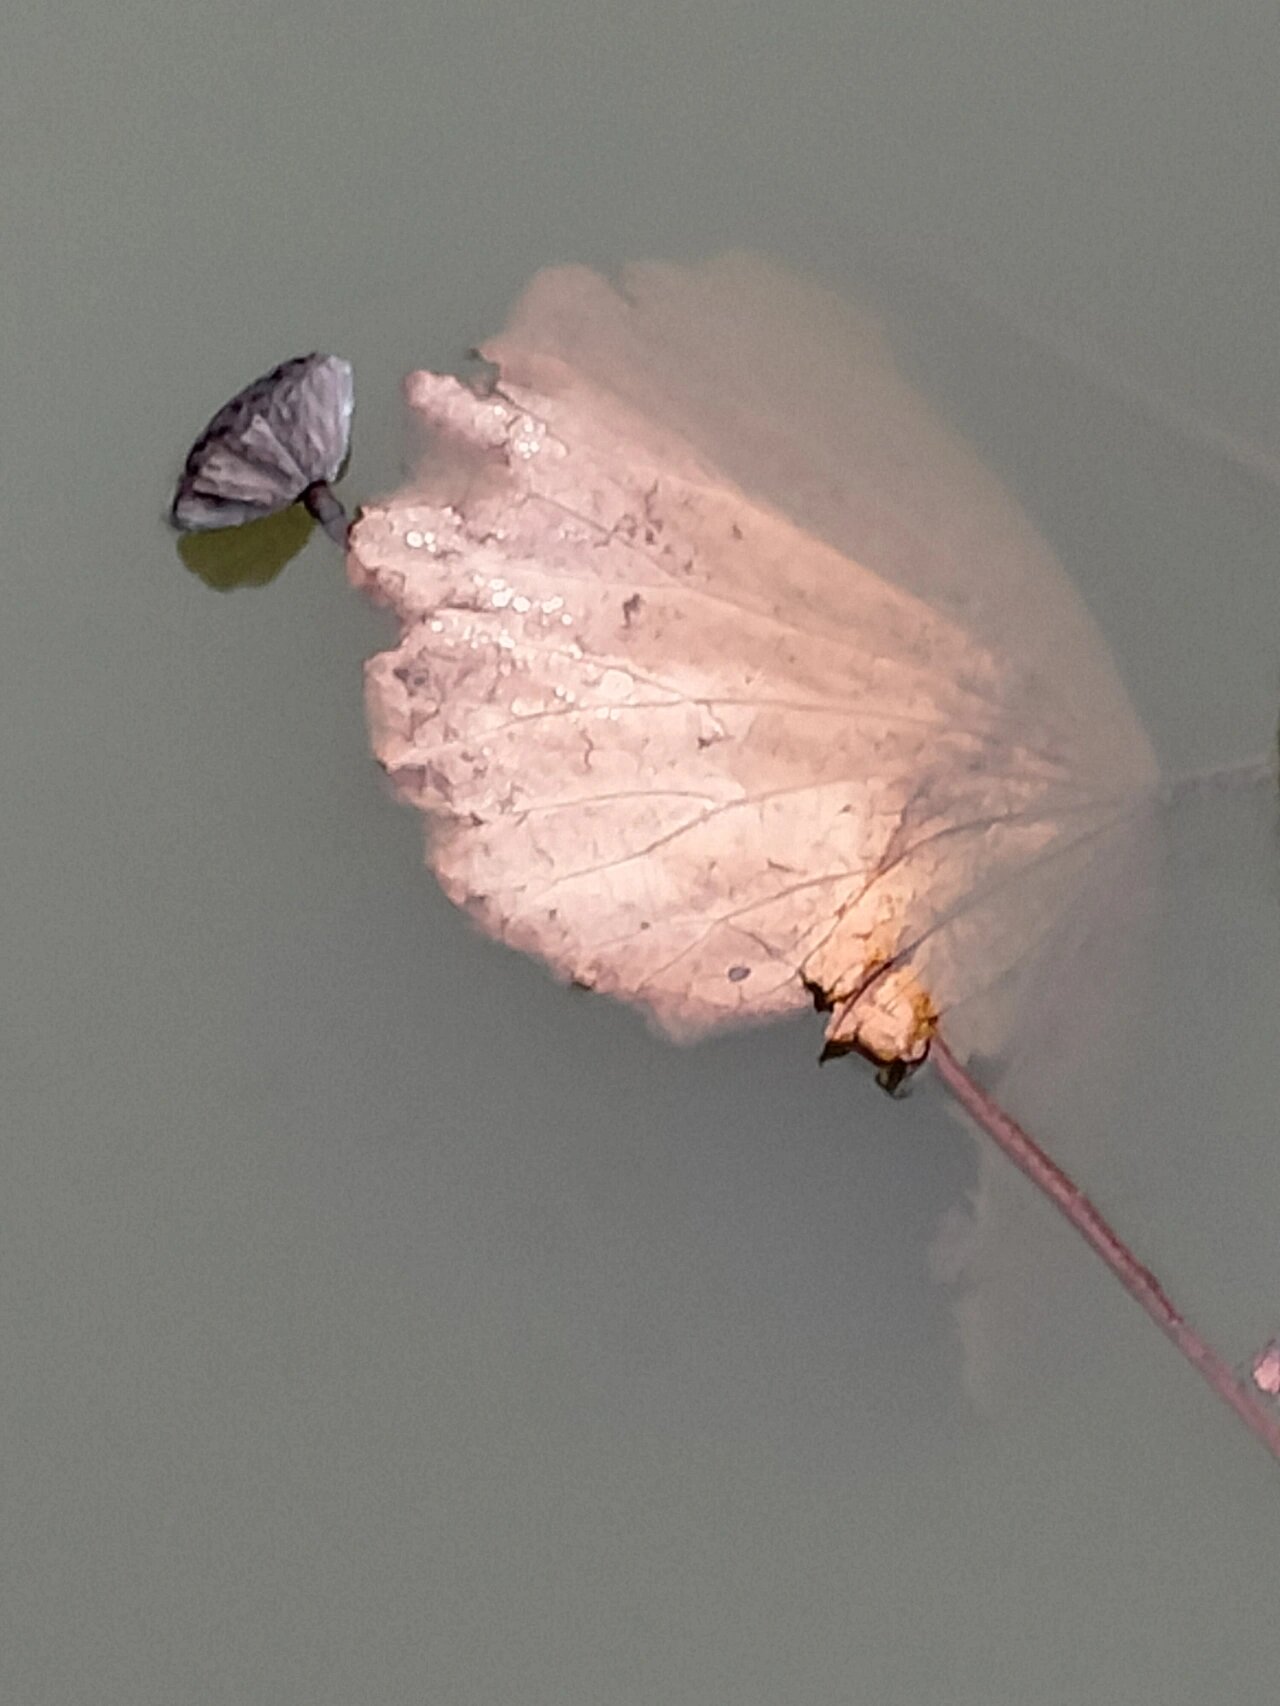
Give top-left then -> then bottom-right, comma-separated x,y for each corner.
931,1035 -> 1280,1467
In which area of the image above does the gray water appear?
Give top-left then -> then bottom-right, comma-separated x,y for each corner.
5,2 -> 1280,1702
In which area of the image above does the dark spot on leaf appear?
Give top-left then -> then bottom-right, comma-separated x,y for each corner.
423,763 -> 453,801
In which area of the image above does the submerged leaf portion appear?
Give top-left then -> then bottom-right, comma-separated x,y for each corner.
348,255 -> 1157,1067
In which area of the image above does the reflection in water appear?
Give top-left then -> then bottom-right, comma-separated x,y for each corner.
176,503 -> 316,590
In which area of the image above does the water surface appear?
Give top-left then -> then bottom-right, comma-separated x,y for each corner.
5,1 -> 1280,1700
